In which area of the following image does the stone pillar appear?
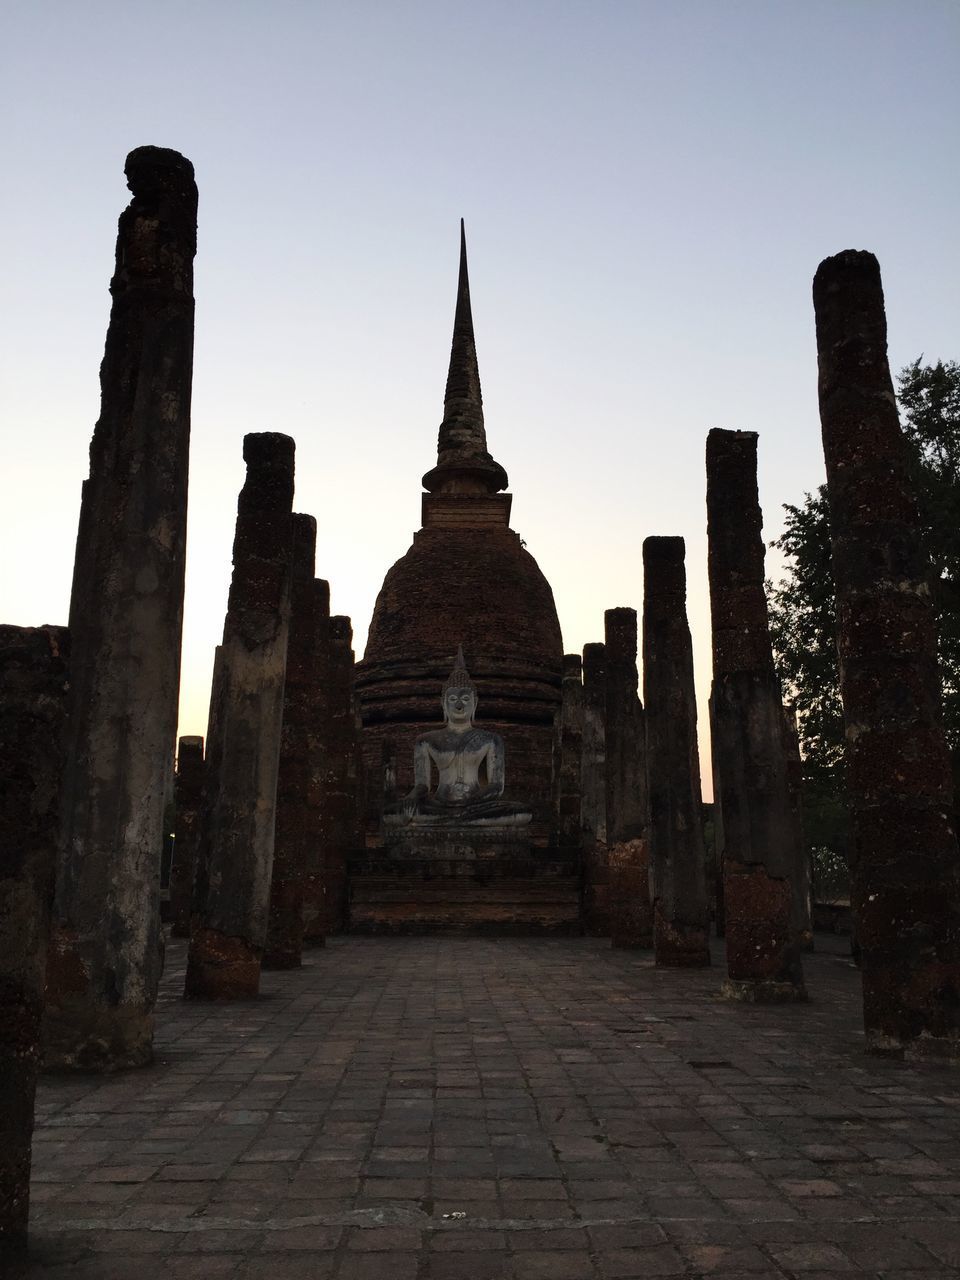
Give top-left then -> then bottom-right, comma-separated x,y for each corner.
708,694 -> 726,939
0,628 -> 68,1257
264,515 -> 324,969
604,608 -> 652,948
185,433 -> 295,998
316,616 -> 359,936
45,147 -> 197,1069
642,538 -> 711,967
580,643 -> 608,934
301,579 -> 331,942
557,655 -> 584,852
706,429 -> 805,1000
813,250 -> 960,1056
168,736 -> 204,938
782,704 -> 813,951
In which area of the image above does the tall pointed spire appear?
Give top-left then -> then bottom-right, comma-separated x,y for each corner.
422,221 -> 508,494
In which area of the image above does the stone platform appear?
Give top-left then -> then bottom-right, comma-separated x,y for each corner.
348,838 -> 581,935
22,934 -> 960,1279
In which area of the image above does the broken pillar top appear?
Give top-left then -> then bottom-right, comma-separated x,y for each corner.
812,249 -> 896,406
643,536 -> 686,597
118,146 -> 198,287
331,616 -> 353,644
604,608 -> 638,663
422,220 -> 509,496
291,514 -> 318,580
125,145 -> 195,193
562,653 -> 583,681
239,433 -> 296,513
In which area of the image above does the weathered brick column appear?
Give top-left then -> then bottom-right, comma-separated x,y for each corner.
45,147 -> 197,1069
604,608 -> 652,948
168,736 -> 204,938
314,616 -> 360,936
782,705 -> 813,951
707,693 -> 726,938
0,628 -> 68,1257
264,515 -> 324,969
301,580 -> 331,943
185,433 -> 294,998
706,429 -> 805,1000
643,538 -> 710,967
556,655 -> 584,852
580,643 -> 609,934
814,250 -> 960,1057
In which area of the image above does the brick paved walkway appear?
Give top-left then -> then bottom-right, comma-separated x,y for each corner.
24,935 -> 960,1279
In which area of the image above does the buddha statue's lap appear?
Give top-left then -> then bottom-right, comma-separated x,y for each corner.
384,647 -> 532,829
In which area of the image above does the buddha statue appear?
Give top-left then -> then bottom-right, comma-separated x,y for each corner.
386,647 -> 531,827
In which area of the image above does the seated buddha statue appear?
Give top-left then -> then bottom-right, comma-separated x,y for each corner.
385,647 -> 532,827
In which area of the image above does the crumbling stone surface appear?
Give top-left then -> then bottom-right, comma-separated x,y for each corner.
44,147 -> 197,1070
314,616 -> 361,937
642,537 -> 710,967
0,627 -> 68,1257
604,608 -> 652,948
299,578 -> 331,941
706,429 -> 805,1000
185,432 -> 295,999
265,515 -> 323,968
555,654 -> 584,852
708,693 -> 725,938
580,642 -> 609,934
168,736 -> 204,938
814,249 -> 960,1057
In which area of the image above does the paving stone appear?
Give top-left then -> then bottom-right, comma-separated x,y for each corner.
769,1241 -> 859,1270
422,1253 -> 512,1279
22,933 -> 960,1279
596,1244 -> 688,1276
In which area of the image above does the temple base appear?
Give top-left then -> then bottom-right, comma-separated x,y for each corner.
382,822 -> 533,868
348,829 -> 580,934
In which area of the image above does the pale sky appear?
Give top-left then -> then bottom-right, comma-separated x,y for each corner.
3,1 -> 958,796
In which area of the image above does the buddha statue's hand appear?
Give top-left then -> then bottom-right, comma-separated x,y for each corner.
400,785 -> 428,819
471,785 -> 501,802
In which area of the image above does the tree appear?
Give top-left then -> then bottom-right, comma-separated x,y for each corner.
768,359 -> 960,887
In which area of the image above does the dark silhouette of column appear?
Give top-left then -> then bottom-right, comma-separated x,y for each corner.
0,627 -> 68,1257
169,736 -> 204,938
264,515 -> 324,969
185,433 -> 294,998
814,249 -> 960,1057
581,643 -> 609,934
643,537 -> 710,967
604,608 -> 652,948
557,655 -> 584,852
708,694 -> 725,939
706,429 -> 805,1000
45,147 -> 197,1068
301,580 -> 331,942
316,616 -> 359,935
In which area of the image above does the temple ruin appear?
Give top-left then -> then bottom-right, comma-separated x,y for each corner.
3,146 -> 959,1268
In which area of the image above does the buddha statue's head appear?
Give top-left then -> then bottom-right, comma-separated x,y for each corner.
442,645 -> 477,731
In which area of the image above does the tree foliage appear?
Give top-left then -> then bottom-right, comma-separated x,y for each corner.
768,359 -> 960,855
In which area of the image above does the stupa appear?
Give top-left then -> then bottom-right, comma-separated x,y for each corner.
352,225 -> 576,930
